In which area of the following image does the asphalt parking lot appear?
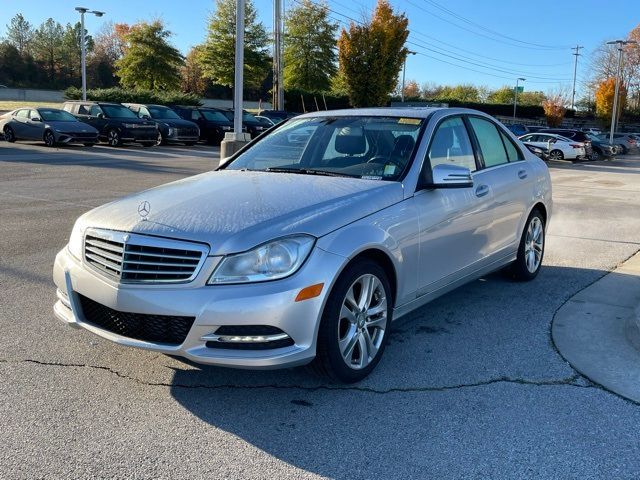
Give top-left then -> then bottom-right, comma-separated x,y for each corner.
2,142 -> 640,479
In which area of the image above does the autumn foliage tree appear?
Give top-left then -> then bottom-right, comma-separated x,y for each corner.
402,80 -> 420,99
595,77 -> 627,123
337,0 -> 409,107
542,93 -> 567,127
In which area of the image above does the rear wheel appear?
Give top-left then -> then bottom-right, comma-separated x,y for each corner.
44,130 -> 56,147
510,210 -> 545,281
549,149 -> 564,160
309,260 -> 392,383
4,126 -> 15,142
590,148 -> 600,161
107,129 -> 121,147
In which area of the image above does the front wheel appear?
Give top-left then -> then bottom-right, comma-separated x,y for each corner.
44,130 -> 56,147
156,131 -> 165,146
310,260 -> 392,383
4,126 -> 16,142
510,210 -> 545,281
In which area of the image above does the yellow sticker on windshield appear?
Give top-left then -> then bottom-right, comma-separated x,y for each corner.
398,118 -> 421,125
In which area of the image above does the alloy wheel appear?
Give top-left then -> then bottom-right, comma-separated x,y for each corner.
524,216 -> 544,273
338,274 -> 388,370
549,150 -> 563,160
4,127 -> 15,142
108,130 -> 120,147
44,131 -> 55,147
156,131 -> 163,146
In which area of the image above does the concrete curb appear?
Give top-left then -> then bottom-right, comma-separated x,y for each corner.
552,251 -> 640,403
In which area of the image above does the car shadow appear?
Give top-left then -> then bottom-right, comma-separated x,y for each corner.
165,263 -> 613,479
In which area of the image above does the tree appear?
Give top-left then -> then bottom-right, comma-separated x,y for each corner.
32,18 -> 64,84
6,14 -> 33,56
181,46 -> 207,95
337,0 -> 409,107
283,0 -> 338,92
115,20 -> 184,90
199,0 -> 270,89
59,22 -> 93,86
402,79 -> 420,98
87,22 -> 128,88
487,86 -> 514,104
595,77 -> 627,123
542,92 -> 567,127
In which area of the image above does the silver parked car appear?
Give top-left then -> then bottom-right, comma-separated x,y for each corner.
1,107 -> 99,147
53,108 -> 552,382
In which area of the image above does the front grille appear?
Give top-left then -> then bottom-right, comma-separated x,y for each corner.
78,294 -> 195,345
84,230 -> 207,283
177,127 -> 199,137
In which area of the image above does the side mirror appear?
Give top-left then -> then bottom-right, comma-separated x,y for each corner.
142,114 -> 150,120
97,113 -> 105,119
31,116 -> 41,122
423,164 -> 473,189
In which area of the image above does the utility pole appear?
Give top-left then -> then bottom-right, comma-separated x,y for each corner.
400,51 -> 416,103
513,77 -> 525,120
272,0 -> 284,110
607,40 -> 637,145
570,45 -> 583,111
75,7 -> 105,101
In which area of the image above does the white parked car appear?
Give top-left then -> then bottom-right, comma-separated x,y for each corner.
518,133 -> 586,160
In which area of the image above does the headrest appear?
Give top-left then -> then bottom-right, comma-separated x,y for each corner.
335,133 -> 366,154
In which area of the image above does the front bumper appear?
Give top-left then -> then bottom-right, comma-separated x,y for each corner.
120,127 -> 157,143
55,133 -> 98,144
53,246 -> 345,369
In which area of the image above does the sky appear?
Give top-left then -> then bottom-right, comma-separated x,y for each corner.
1,0 -> 639,97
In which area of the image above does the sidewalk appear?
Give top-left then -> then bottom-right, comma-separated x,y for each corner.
552,251 -> 640,402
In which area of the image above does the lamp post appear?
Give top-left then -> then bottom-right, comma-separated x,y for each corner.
401,51 -> 417,103
75,7 -> 104,101
607,39 -> 637,145
513,77 -> 525,120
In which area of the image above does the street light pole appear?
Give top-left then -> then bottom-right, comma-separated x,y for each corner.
401,51 -> 416,103
233,0 -> 245,135
513,77 -> 525,120
75,7 -> 104,101
607,40 -> 637,145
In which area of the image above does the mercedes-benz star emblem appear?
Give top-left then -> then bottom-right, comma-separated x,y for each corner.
138,201 -> 151,220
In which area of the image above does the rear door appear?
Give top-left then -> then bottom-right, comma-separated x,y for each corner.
466,115 -> 534,255
12,109 -> 31,137
415,115 -> 495,296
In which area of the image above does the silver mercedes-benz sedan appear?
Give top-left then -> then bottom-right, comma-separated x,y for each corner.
53,107 -> 552,383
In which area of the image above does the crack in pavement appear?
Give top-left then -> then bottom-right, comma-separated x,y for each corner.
2,358 -> 593,395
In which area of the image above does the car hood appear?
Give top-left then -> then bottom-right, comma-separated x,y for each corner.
155,118 -> 198,129
76,170 -> 404,255
46,121 -> 98,133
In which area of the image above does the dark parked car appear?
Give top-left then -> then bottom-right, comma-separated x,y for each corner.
124,103 -> 199,146
219,109 -> 268,139
258,110 -> 297,124
169,106 -> 233,145
586,133 -> 617,159
0,107 -> 98,147
539,129 -> 593,157
506,124 -> 529,136
62,101 -> 157,147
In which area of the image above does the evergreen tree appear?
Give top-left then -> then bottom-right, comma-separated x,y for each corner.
6,14 -> 34,56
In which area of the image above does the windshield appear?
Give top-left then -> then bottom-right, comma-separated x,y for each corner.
148,106 -> 180,119
101,105 -> 139,119
39,109 -> 77,122
201,110 -> 230,122
226,116 -> 424,181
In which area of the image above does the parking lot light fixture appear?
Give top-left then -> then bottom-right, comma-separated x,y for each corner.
400,51 -> 417,103
513,77 -> 525,120
607,40 -> 638,145
75,7 -> 106,101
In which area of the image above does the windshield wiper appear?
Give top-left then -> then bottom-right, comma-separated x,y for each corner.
264,167 -> 354,178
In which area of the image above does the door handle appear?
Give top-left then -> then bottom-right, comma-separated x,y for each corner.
475,185 -> 489,197
518,169 -> 528,179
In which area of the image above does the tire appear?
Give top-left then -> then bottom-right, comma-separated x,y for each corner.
548,149 -> 564,160
156,131 -> 165,146
44,130 -> 56,148
509,210 -> 545,281
309,260 -> 392,383
590,148 -> 600,161
4,126 -> 15,143
141,142 -> 155,148
107,129 -> 121,147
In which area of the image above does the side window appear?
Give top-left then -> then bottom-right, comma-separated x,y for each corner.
89,105 -> 102,117
138,107 -> 150,118
469,117 -> 509,168
191,110 -> 201,121
16,109 -> 29,118
77,105 -> 89,115
427,116 -> 477,172
499,130 -> 523,162
63,104 -> 73,113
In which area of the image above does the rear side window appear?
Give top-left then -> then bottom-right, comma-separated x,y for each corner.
499,130 -> 523,161
427,116 -> 477,172
468,117 -> 509,168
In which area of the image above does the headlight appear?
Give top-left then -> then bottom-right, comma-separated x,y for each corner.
208,235 -> 315,284
68,220 -> 85,259
167,127 -> 175,136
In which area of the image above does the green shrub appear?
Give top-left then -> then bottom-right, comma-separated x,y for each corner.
63,87 -> 201,106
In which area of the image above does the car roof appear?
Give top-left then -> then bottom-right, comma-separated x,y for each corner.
64,100 -> 121,105
295,107 -> 489,120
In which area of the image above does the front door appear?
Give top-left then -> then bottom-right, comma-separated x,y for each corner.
415,115 -> 495,296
